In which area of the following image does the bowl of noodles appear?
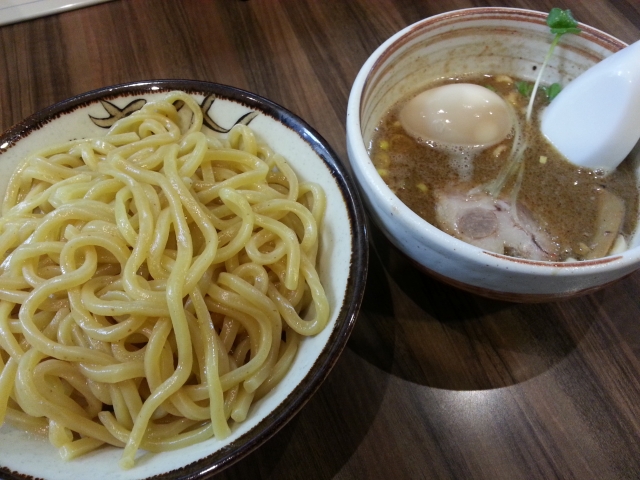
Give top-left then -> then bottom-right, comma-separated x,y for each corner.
346,7 -> 640,302
0,80 -> 368,479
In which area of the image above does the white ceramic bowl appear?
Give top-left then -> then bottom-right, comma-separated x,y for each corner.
0,80 -> 368,479
346,7 -> 640,302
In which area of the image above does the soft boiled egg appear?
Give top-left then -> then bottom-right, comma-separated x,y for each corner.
399,83 -> 513,147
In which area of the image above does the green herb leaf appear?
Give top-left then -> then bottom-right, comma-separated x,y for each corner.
525,9 -> 581,121
546,8 -> 581,35
541,82 -> 562,101
516,81 -> 534,97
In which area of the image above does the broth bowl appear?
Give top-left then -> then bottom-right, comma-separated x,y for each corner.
346,7 -> 640,302
0,80 -> 368,479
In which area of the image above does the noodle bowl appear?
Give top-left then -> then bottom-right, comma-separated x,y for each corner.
0,83 -> 366,476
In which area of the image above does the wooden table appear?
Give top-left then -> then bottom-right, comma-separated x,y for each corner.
1,1 -> 639,478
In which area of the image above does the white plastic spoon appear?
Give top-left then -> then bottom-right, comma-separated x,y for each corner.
541,39 -> 640,172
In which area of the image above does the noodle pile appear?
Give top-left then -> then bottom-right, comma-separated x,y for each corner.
0,91 -> 329,468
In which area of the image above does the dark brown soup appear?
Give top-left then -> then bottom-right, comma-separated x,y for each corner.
368,75 -> 638,261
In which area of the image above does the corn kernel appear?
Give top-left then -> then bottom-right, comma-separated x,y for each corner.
506,91 -> 519,106
539,155 -> 547,164
496,75 -> 514,83
492,145 -> 507,157
416,183 -> 428,192
374,152 -> 390,168
379,140 -> 389,151
377,168 -> 388,177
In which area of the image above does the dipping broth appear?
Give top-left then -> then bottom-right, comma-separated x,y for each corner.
367,75 -> 639,261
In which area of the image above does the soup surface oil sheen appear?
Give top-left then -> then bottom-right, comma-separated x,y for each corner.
368,75 -> 638,261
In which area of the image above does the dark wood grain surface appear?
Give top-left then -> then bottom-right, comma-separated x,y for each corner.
1,0 -> 640,479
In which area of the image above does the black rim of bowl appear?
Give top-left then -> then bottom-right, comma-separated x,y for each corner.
0,79 -> 369,480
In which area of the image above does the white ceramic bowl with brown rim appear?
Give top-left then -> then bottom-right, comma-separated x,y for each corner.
346,7 -> 640,302
0,80 -> 369,479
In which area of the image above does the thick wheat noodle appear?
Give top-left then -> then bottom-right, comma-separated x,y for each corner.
0,91 -> 329,469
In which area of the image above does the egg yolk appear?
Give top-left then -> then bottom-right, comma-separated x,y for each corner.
399,83 -> 513,147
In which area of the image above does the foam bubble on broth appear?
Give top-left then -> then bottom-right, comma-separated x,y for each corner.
440,144 -> 479,183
